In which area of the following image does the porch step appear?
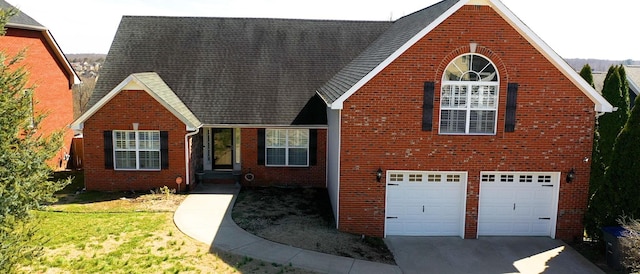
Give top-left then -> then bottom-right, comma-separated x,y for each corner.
197,171 -> 239,185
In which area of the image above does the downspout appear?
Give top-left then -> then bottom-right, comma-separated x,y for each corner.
184,127 -> 200,188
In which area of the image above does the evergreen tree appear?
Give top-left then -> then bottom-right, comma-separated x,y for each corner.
0,9 -> 69,272
598,65 -> 628,165
579,64 -> 595,88
604,95 -> 640,224
584,65 -> 631,240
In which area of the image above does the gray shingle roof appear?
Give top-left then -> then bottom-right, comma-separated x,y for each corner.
316,0 -> 459,104
0,0 -> 44,28
91,16 -> 392,125
624,65 -> 640,96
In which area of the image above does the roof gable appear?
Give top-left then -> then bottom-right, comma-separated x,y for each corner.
72,72 -> 201,131
318,0 -> 613,113
0,0 -> 80,86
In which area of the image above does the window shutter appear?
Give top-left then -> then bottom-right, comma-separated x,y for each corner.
505,83 -> 519,132
257,129 -> 265,165
422,81 -> 435,131
309,129 -> 317,166
160,131 -> 169,169
103,131 -> 113,169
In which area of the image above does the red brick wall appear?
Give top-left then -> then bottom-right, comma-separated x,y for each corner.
240,128 -> 327,188
83,90 -> 188,191
338,5 -> 594,241
0,28 -> 74,170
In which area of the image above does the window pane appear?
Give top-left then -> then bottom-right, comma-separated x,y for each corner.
441,85 -> 467,108
266,148 -> 286,165
440,110 -> 466,133
115,131 -> 135,149
266,129 -> 286,147
469,110 -> 496,134
470,85 -> 498,108
288,148 -> 308,166
288,129 -> 309,148
115,151 -> 136,169
139,151 -> 160,169
139,132 -> 160,149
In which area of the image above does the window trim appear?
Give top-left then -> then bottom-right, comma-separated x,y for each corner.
439,53 -> 499,135
113,130 -> 161,171
265,128 -> 310,167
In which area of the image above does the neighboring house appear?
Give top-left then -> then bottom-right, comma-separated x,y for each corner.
72,0 -> 613,241
624,65 -> 640,108
1,0 -> 80,170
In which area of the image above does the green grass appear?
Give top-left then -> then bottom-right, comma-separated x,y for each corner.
29,211 -> 200,273
23,172 -> 314,274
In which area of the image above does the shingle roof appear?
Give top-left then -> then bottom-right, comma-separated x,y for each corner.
0,0 -> 44,28
91,16 -> 392,125
624,65 -> 640,96
316,0 -> 459,105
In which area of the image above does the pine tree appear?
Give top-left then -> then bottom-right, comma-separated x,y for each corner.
0,9 -> 69,272
585,65 -> 632,240
598,66 -> 629,165
579,64 -> 595,88
604,95 -> 640,224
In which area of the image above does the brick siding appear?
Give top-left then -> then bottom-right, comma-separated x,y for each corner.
0,28 -> 74,170
338,5 -> 594,241
82,90 -> 188,191
240,128 -> 327,188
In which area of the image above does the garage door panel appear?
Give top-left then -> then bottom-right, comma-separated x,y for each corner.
385,171 -> 466,237
479,172 -> 559,237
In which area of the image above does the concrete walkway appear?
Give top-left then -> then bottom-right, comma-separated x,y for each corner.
173,184 -> 402,274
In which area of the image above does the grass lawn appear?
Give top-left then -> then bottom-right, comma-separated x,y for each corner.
23,171 -> 313,274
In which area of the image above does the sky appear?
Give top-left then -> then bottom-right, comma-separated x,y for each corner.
5,0 -> 640,60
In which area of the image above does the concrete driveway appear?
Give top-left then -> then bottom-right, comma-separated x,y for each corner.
385,237 -> 603,274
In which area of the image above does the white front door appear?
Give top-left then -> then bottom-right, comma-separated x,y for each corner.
478,172 -> 560,237
385,171 -> 466,237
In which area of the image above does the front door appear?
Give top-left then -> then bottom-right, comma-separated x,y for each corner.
213,128 -> 233,170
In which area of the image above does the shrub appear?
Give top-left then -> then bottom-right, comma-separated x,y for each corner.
620,218 -> 640,272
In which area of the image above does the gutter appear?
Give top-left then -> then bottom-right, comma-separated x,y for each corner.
184,127 -> 201,188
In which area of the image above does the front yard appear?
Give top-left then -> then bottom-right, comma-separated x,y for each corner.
23,172 -> 312,273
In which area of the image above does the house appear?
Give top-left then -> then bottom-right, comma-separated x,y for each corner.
0,0 -> 80,170
624,65 -> 640,108
72,0 -> 613,241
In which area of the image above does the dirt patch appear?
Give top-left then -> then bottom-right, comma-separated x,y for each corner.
232,187 -> 396,265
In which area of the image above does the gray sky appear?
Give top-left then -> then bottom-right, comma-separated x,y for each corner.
6,0 -> 639,60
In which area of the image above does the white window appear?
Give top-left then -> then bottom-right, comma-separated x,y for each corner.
266,129 -> 309,166
440,54 -> 499,135
113,130 -> 161,170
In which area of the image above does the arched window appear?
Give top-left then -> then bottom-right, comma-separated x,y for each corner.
440,54 -> 499,134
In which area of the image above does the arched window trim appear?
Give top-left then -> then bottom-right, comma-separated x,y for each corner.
439,53 -> 499,135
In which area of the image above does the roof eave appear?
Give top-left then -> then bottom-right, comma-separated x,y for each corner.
7,22 -> 81,86
327,0 -> 614,113
329,0 -> 467,110
487,0 -> 613,112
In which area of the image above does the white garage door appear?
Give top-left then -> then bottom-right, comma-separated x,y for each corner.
385,171 -> 466,237
478,172 -> 560,237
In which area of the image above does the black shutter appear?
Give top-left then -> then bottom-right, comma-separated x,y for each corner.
309,129 -> 317,166
505,83 -> 519,132
257,129 -> 265,165
422,81 -> 435,131
104,131 -> 113,169
160,131 -> 169,169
